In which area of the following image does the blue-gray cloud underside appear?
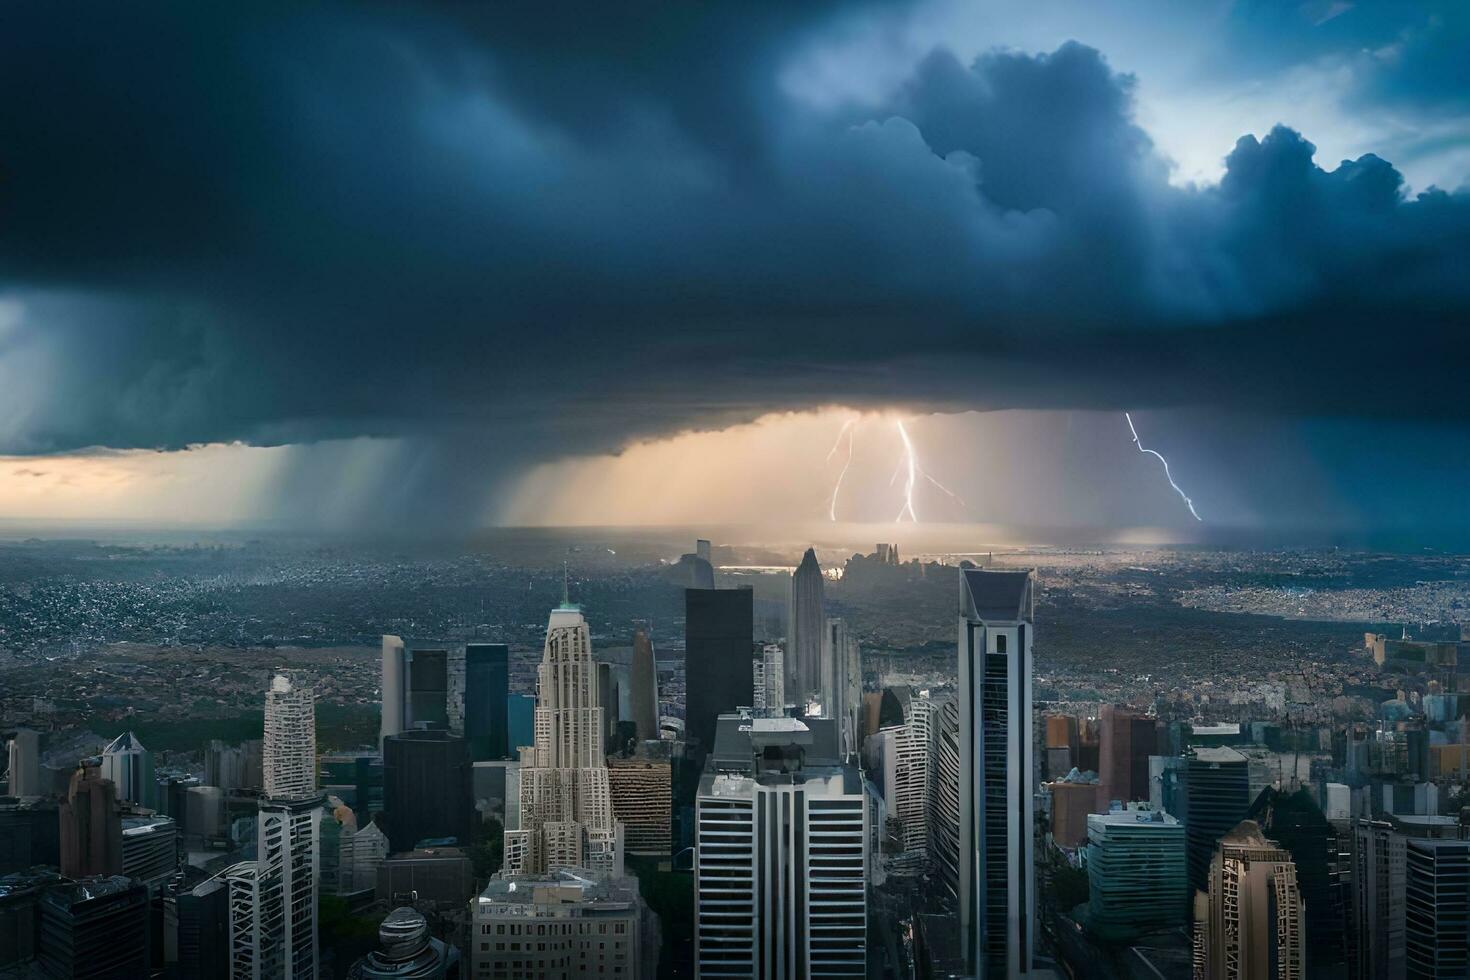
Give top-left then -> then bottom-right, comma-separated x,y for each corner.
1,3 -> 1467,460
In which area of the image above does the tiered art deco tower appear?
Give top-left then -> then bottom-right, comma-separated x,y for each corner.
503,594 -> 624,878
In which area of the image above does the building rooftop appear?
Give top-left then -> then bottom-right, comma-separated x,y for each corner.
1089,805 -> 1180,828
477,870 -> 641,910
960,568 -> 1034,623
103,731 -> 146,754
40,875 -> 139,910
1190,746 -> 1247,764
701,714 -> 859,797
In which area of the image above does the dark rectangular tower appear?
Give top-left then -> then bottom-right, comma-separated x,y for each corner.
382,730 -> 472,853
464,643 -> 509,761
684,587 -> 754,754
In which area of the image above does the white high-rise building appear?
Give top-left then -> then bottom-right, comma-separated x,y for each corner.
6,728 -> 40,797
224,674 -> 323,980
503,598 -> 624,878
264,674 -> 316,800
789,548 -> 825,708
958,567 -> 1036,977
380,635 -> 406,746
223,797 -> 322,980
876,698 -> 930,853
821,617 -> 861,757
695,715 -> 867,977
751,643 -> 785,715
1193,820 -> 1306,980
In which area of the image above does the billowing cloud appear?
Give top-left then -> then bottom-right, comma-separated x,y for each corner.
1,3 -> 1468,527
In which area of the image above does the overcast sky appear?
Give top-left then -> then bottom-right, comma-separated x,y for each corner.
2,2 -> 1468,532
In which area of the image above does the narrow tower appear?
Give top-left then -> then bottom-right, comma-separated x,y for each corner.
958,567 -> 1036,976
789,548 -> 826,707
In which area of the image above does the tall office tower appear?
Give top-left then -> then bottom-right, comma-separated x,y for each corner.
598,661 -> 619,750
464,643 -> 510,761
348,906 -> 458,979
503,598 -> 624,878
0,797 -> 61,873
1405,839 -> 1470,978
120,814 -> 179,888
630,630 -> 660,742
608,756 -> 673,855
821,617 -> 861,755
752,643 -> 785,715
694,715 -> 866,977
788,548 -> 826,706
264,674 -> 316,800
6,728 -> 40,797
382,730 -> 472,852
875,712 -> 930,853
227,797 -> 323,980
36,876 -> 151,979
927,693 -> 962,899
1249,788 -> 1346,974
684,586 -> 754,754
696,538 -> 712,563
1193,821 -> 1306,980
1355,816 -> 1464,980
173,878 -> 229,980
380,635 -> 407,745
957,567 -> 1036,977
1098,706 -> 1156,805
1183,747 -> 1251,892
59,760 -> 123,878
100,731 -> 154,809
1084,805 -> 1187,940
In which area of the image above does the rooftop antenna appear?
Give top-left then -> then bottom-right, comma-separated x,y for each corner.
562,562 -> 570,606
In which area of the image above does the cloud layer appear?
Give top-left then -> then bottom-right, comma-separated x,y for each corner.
2,3 -> 1467,484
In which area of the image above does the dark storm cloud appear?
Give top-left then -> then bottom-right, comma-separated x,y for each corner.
2,2 -> 1469,464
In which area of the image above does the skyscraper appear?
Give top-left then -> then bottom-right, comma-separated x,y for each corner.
380,637 -> 451,744
751,642 -> 785,715
382,730 -> 472,853
630,629 -> 660,742
927,693 -> 962,900
173,878 -> 229,980
684,586 -> 754,754
875,701 -> 930,853
59,760 -> 123,879
1404,838 -> 1470,979
1183,747 -> 1251,892
788,548 -> 825,706
958,567 -> 1036,977
6,728 -> 40,797
100,731 -> 153,809
1193,820 -> 1306,980
36,876 -> 151,979
1097,706 -> 1156,806
822,616 -> 861,756
226,797 -> 322,980
380,635 -> 406,746
264,674 -> 316,800
1084,805 -> 1186,940
1248,787 -> 1346,975
464,643 -> 509,761
503,597 -> 624,878
694,715 -> 866,977
608,755 -> 673,856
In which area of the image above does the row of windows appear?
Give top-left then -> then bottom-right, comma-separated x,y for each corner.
481,921 -> 627,936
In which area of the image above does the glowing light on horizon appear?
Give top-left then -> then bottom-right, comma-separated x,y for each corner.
1125,412 -> 1202,521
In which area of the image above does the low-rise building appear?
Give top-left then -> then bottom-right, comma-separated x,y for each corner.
470,870 -> 656,979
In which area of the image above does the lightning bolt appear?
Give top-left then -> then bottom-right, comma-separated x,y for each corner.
827,420 -> 855,521
825,415 -> 965,522
1125,412 -> 1202,522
